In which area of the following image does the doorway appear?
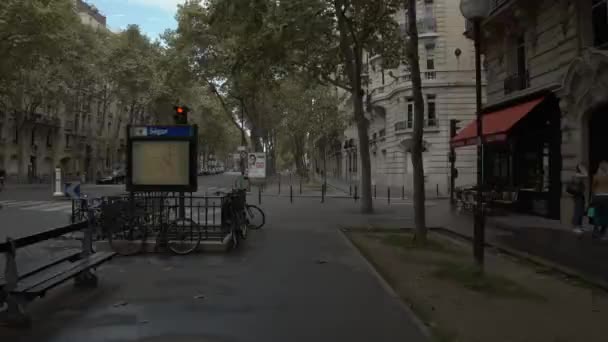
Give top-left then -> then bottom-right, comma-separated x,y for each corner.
589,104 -> 608,175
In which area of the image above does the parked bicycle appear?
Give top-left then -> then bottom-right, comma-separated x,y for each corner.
100,195 -> 202,256
218,189 -> 248,250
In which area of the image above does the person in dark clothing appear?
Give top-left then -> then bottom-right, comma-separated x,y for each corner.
568,164 -> 587,234
0,169 -> 5,190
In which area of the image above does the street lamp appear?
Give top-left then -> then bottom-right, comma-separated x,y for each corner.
460,0 -> 489,271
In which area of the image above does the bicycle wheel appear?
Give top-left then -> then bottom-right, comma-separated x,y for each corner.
167,218 -> 201,255
245,205 -> 265,229
107,216 -> 147,256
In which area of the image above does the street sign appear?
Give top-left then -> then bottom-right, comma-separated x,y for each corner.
237,146 -> 247,152
65,182 -> 81,200
127,125 -> 198,192
247,152 -> 266,178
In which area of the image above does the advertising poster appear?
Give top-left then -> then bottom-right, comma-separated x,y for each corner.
247,152 -> 266,178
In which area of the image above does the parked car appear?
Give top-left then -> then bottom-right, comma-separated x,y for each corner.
96,168 -> 125,184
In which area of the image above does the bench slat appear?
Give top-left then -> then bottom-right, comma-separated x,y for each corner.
0,249 -> 82,287
14,252 -> 116,296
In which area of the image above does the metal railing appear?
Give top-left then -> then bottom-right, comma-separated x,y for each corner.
72,192 -> 230,242
394,119 -> 439,132
370,70 -> 475,96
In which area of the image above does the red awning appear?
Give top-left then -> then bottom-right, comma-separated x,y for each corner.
451,97 -> 545,147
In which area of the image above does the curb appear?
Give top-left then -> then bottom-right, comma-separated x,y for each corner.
337,227 -> 434,340
344,225 -> 608,292
430,227 -> 608,292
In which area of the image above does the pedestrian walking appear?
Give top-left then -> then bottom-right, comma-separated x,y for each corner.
0,168 -> 5,191
591,160 -> 608,240
567,163 -> 587,234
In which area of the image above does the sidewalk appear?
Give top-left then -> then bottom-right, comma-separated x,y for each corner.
428,200 -> 608,286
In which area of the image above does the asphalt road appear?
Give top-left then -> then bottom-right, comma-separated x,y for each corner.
0,175 -> 429,341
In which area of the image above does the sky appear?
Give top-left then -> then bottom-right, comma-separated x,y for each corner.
88,0 -> 186,39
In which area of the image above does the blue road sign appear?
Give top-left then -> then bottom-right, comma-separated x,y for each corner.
131,126 -> 193,138
64,182 -> 81,200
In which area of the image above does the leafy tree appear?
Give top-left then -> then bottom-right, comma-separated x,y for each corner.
404,0 -> 427,243
274,0 -> 405,213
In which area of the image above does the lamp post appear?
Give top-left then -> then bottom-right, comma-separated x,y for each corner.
240,105 -> 246,176
460,0 -> 489,271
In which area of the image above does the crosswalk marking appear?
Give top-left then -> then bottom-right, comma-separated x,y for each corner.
0,200 -> 74,213
39,204 -> 74,212
1,200 -> 48,207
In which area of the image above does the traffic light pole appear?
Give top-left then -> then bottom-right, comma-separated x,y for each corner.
174,106 -> 188,220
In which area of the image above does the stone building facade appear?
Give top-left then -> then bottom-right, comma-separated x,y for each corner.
318,0 -> 482,196
454,0 -> 608,222
0,0 -> 126,183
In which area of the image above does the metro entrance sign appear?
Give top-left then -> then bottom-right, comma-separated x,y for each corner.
126,125 -> 198,192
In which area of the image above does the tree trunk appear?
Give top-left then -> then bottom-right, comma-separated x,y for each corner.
334,0 -> 373,213
406,0 -> 427,243
353,90 -> 373,213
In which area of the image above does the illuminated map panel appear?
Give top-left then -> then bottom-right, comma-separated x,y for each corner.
131,141 -> 190,186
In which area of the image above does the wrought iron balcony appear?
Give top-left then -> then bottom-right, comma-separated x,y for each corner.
395,119 -> 439,132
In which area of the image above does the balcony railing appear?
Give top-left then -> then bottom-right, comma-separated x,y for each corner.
394,119 -> 439,132
504,71 -> 530,95
369,70 -> 476,97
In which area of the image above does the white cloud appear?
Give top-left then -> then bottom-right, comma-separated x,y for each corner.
127,0 -> 186,13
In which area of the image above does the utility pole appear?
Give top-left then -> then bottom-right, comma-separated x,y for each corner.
449,120 -> 459,205
241,106 -> 246,176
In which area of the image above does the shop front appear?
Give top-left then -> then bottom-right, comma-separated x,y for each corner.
451,91 -> 562,219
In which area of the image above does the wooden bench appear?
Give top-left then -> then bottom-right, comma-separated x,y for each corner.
0,219 -> 116,328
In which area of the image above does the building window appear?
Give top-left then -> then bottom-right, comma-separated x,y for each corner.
504,34 -> 529,94
592,0 -> 608,48
31,129 -> 36,147
424,0 -> 434,18
65,134 -> 71,148
427,94 -> 437,127
426,45 -> 435,70
46,132 -> 52,147
407,99 -> 414,128
516,35 -> 526,78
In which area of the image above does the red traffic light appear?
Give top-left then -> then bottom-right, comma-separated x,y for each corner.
176,107 -> 184,114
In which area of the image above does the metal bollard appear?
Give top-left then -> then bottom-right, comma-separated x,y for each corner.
354,185 -> 358,202
278,177 -> 281,194
258,186 -> 262,205
321,184 -> 325,203
402,185 -> 405,200
349,184 -> 352,197
290,185 -> 293,203
299,178 -> 302,194
388,187 -> 391,204
436,184 -> 439,197
374,184 -> 377,198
